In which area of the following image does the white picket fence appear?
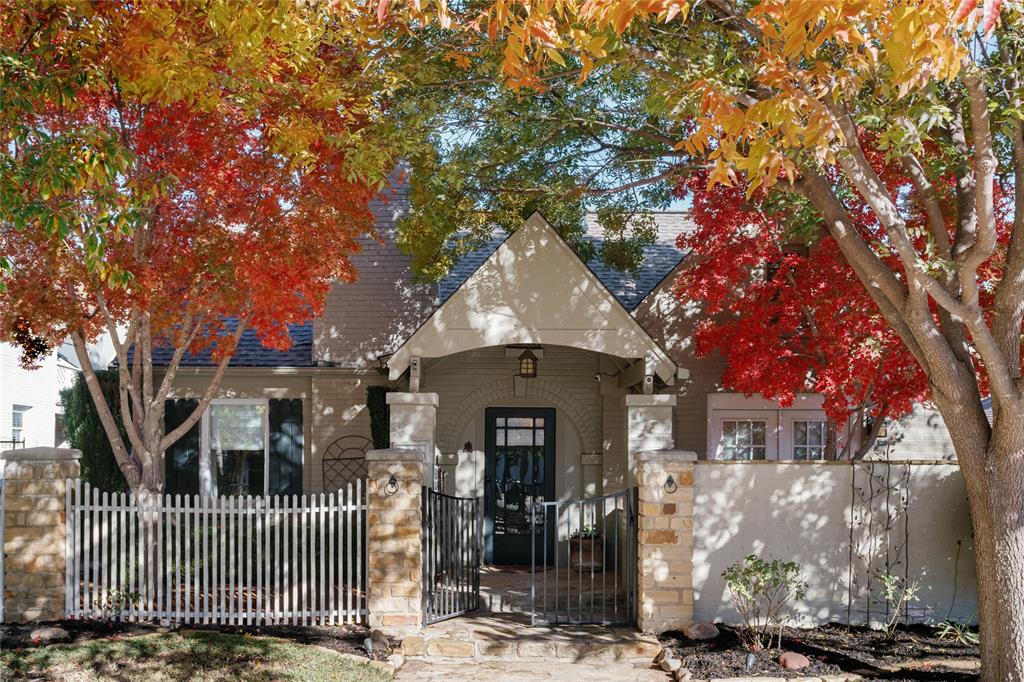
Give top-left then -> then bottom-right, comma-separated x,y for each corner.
65,479 -> 367,626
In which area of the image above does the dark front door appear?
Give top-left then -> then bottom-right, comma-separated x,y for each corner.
484,407 -> 556,565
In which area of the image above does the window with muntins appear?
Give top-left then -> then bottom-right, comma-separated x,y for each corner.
208,402 -> 267,496
793,419 -> 827,460
11,405 -> 27,443
720,419 -> 767,460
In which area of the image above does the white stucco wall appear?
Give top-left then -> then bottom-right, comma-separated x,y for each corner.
692,461 -> 977,627
0,344 -> 61,448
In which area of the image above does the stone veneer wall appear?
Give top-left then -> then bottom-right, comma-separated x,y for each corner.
366,448 -> 424,631
2,447 -> 81,622
634,449 -> 696,634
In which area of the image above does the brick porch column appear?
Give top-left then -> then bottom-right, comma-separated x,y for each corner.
1,447 -> 81,623
366,448 -> 423,632
387,392 -> 438,487
634,449 -> 696,634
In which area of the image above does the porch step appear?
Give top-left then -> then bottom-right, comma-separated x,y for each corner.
398,612 -> 663,665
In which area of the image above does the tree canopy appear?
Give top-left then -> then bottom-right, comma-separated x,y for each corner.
0,1 -> 411,494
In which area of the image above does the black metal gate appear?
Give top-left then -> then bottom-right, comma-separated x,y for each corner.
422,488 -> 482,625
530,488 -> 637,625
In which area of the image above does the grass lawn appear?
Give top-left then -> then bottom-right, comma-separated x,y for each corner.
0,630 -> 393,682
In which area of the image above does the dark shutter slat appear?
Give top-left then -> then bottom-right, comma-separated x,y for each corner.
269,398 -> 303,496
164,399 -> 200,496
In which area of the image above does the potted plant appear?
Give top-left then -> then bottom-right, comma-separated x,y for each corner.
569,525 -> 604,571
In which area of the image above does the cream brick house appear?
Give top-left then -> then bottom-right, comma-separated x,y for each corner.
157,187 -> 958,566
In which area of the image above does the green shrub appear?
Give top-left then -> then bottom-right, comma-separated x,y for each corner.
935,620 -> 980,645
722,554 -> 807,650
61,369 -> 128,492
879,574 -> 921,638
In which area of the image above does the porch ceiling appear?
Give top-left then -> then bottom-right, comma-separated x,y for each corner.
388,213 -> 677,382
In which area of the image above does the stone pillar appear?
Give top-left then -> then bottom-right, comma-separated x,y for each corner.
634,449 -> 696,634
387,392 -> 438,487
625,394 -> 676,467
366,448 -> 423,632
2,447 -> 81,623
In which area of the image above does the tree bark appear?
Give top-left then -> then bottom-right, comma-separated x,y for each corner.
934,399 -> 1024,682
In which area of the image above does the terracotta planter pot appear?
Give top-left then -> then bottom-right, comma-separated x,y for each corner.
569,537 -> 605,571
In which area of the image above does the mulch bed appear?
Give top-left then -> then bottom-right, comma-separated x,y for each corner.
0,620 -> 385,660
660,623 -> 980,681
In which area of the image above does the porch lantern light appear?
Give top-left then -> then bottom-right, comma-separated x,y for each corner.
518,349 -> 538,378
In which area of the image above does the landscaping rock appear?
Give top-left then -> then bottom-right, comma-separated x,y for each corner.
29,626 -> 70,645
655,647 -> 670,664
681,621 -> 719,641
778,651 -> 811,670
675,669 -> 692,682
388,653 -> 406,670
399,635 -> 427,656
661,656 -> 682,673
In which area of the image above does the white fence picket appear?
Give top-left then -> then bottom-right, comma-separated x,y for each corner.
64,480 -> 367,627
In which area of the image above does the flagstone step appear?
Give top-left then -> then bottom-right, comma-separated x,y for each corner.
399,612 -> 663,664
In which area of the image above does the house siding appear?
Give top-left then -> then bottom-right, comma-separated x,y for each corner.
873,404 -> 957,460
423,346 -> 609,501
312,191 -> 436,369
631,265 -> 729,458
309,372 -> 396,492
0,343 -> 62,449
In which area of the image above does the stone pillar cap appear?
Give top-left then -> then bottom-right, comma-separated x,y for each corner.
386,392 -> 439,406
1,447 -> 82,462
625,394 -> 677,407
366,447 -> 424,462
635,449 -> 697,463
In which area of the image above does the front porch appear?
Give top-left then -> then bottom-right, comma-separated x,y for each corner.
478,565 -> 632,625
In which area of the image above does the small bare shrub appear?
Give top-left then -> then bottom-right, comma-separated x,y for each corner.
722,554 -> 807,650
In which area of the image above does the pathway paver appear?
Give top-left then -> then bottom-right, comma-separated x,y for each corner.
396,658 -> 672,682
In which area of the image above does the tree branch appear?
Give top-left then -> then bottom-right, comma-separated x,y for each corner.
158,320 -> 247,453
70,331 -> 141,489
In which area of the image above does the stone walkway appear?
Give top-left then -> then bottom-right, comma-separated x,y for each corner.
396,658 -> 672,681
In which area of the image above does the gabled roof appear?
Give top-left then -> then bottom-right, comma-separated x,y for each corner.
439,212 -> 693,310
388,212 -> 678,381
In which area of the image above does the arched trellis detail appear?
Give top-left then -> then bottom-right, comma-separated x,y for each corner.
436,377 -> 601,455
321,434 -> 372,491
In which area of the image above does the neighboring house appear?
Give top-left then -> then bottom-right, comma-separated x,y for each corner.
0,342 -> 81,450
155,187 -> 961,563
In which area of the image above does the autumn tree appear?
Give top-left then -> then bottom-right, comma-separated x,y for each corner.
379,0 -> 1024,677
1,2 -> 406,502
674,157 -> 945,458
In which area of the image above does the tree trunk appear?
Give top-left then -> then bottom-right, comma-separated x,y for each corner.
934,400 -> 1024,682
132,449 -> 165,618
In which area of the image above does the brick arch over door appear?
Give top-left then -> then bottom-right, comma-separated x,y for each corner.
437,377 -> 601,455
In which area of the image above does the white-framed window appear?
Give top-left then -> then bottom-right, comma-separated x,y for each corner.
792,419 -> 827,460
11,404 -> 28,443
719,419 -> 768,460
708,394 -> 848,460
200,399 -> 270,497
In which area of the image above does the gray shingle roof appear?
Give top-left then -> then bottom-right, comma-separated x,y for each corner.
148,321 -> 313,367
438,212 -> 694,310
149,200 -> 694,368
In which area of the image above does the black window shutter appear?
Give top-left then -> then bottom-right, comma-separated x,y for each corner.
164,399 -> 200,496
269,399 -> 303,496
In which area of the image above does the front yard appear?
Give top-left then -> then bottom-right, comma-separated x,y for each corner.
0,630 -> 393,682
